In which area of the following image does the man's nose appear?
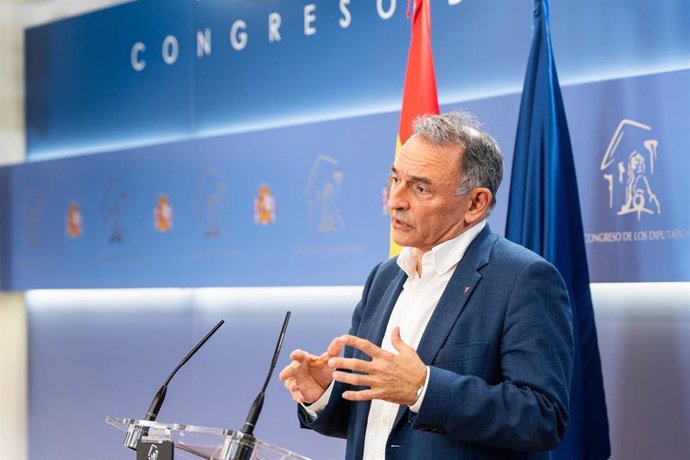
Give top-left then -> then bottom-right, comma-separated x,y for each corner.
387,183 -> 408,211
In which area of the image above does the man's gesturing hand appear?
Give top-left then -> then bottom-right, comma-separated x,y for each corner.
328,327 -> 427,406
279,336 -> 344,404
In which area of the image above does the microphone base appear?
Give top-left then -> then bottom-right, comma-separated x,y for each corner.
221,432 -> 256,460
123,423 -> 143,450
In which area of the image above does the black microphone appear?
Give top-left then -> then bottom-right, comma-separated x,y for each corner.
124,319 -> 225,450
226,311 -> 291,460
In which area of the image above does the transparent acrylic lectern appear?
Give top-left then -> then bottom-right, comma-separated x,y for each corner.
106,416 -> 310,460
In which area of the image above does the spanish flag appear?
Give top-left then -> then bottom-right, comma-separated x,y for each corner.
390,0 -> 440,257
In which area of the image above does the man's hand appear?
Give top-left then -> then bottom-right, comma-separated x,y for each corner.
279,337 -> 345,404
328,327 -> 427,406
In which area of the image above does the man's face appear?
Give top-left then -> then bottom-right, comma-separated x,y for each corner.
388,135 -> 472,253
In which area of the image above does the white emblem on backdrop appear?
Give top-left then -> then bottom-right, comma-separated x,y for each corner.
101,177 -> 128,243
304,154 -> 345,232
196,168 -> 226,238
22,187 -> 45,247
600,119 -> 661,220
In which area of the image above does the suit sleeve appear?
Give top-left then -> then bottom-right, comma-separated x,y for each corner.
411,259 -> 574,451
297,262 -> 382,438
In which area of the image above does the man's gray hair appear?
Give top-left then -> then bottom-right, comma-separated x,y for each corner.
413,111 -> 504,211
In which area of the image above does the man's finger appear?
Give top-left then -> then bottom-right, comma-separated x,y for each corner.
328,356 -> 371,373
284,378 -> 297,392
289,349 -> 310,361
390,326 -> 411,353
342,389 -> 377,402
332,370 -> 376,388
289,387 -> 304,404
340,334 -> 384,358
279,357 -> 304,380
278,365 -> 292,381
308,353 -> 328,367
326,335 -> 347,357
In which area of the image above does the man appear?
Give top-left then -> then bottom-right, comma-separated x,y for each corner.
279,112 -> 573,459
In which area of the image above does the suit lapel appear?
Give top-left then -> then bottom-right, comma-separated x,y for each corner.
416,225 -> 495,364
357,268 -> 407,350
391,225 -> 497,429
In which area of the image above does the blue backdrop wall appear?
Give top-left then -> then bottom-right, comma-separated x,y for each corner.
3,0 -> 688,289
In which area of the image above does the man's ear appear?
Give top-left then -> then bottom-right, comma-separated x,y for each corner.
464,188 -> 492,225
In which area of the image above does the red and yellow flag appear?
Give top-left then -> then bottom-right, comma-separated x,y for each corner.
390,0 -> 440,257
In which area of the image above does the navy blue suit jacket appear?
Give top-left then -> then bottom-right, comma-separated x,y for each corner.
299,226 -> 573,459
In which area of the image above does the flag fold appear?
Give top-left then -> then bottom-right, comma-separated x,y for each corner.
506,1 -> 611,459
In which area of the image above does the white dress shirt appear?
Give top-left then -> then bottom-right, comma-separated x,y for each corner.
305,221 -> 486,459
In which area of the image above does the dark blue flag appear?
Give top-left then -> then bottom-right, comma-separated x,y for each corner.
505,1 -> 611,459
